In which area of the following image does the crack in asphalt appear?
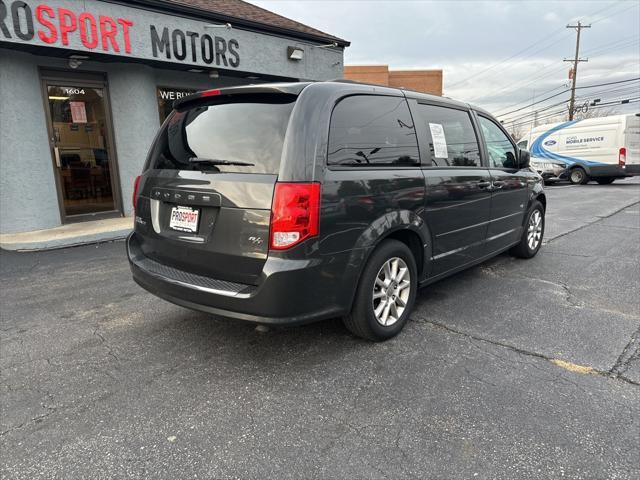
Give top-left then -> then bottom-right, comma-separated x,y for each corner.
93,326 -> 120,363
462,335 -> 637,414
1,322 -> 121,372
413,316 -> 640,387
392,428 -> 419,480
545,200 -> 640,244
0,388 -> 57,438
610,325 -> 640,380
541,251 -> 594,259
480,265 -> 584,309
480,265 -> 640,320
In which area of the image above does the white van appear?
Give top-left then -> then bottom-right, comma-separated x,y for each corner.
517,113 -> 640,184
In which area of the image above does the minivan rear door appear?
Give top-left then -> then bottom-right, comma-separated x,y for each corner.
410,101 -> 493,276
133,91 -> 298,286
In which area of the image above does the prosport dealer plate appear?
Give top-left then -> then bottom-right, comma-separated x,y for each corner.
169,206 -> 200,233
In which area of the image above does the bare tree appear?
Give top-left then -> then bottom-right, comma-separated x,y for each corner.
508,124 -> 525,141
537,105 -> 620,126
574,106 -> 619,120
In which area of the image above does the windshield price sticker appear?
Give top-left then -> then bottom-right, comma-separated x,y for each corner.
429,123 -> 449,159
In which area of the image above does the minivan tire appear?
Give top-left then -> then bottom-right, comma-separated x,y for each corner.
569,167 -> 589,185
510,201 -> 545,259
343,239 -> 418,342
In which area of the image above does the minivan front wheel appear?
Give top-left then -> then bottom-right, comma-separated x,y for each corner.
510,201 -> 545,259
343,240 -> 417,341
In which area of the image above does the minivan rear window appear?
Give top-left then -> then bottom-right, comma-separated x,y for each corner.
148,95 -> 295,174
328,95 -> 419,167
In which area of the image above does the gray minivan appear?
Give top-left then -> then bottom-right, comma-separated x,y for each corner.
127,81 -> 545,341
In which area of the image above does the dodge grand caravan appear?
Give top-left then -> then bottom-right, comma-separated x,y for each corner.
128,81 -> 545,341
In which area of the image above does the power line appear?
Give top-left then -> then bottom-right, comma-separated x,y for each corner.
505,96 -> 640,129
497,89 -> 571,118
576,84 -> 640,101
446,28 -> 569,89
496,77 -> 640,119
502,88 -> 639,125
590,1 -> 640,25
582,36 -> 640,56
447,4 -> 633,101
497,83 -> 639,122
460,3 -> 640,104
492,84 -> 568,116
503,99 -> 571,125
484,37 -> 640,104
507,100 -> 639,130
466,62 -> 568,103
491,43 -> 640,114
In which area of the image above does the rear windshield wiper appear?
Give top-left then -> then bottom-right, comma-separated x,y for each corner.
188,157 -> 255,167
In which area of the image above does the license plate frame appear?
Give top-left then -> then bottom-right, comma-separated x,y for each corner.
169,205 -> 200,233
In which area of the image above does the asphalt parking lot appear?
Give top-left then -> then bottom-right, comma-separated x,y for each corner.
1,178 -> 639,479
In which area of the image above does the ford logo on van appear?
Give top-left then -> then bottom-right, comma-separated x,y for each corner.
544,139 -> 557,146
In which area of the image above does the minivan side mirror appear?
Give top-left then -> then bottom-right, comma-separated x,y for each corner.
518,149 -> 531,169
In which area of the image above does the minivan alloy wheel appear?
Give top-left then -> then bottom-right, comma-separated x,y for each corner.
372,257 -> 411,326
527,210 -> 543,250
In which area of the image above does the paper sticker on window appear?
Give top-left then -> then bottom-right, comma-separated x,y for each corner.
70,101 -> 87,124
429,123 -> 448,159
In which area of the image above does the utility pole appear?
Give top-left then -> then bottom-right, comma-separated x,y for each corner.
564,21 -> 590,120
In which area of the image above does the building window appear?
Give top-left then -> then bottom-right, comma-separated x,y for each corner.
157,87 -> 196,123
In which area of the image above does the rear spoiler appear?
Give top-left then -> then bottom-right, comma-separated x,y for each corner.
173,83 -> 310,112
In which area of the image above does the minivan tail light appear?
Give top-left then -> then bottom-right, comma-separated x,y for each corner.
270,182 -> 321,250
619,147 -> 626,166
132,175 -> 141,210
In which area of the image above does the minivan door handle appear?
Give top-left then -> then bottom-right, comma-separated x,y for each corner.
476,180 -> 492,189
492,180 -> 505,190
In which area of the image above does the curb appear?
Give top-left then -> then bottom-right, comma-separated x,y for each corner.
1,228 -> 132,252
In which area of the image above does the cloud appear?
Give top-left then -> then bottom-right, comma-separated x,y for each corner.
251,0 -> 640,116
544,12 -> 560,23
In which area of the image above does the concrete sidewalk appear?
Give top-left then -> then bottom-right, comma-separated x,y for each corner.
0,217 -> 132,251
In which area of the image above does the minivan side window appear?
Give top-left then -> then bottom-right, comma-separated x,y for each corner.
328,95 -> 419,166
478,116 -> 518,169
415,104 -> 481,167
517,139 -> 528,150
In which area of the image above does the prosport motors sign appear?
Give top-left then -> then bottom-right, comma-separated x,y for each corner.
0,0 -> 335,76
0,0 -> 239,67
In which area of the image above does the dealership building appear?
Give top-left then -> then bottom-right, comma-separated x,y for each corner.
0,0 -> 348,238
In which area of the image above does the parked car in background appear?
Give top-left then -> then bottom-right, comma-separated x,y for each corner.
527,157 -> 568,184
517,113 -> 640,184
128,81 -> 545,341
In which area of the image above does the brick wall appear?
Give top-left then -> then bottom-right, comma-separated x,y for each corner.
344,65 -> 443,96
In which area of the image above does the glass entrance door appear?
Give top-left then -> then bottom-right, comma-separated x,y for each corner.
45,83 -> 118,218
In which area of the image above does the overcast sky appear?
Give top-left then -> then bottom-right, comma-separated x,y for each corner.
252,0 -> 640,126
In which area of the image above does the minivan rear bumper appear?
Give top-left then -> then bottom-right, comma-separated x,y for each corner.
127,233 -> 346,325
